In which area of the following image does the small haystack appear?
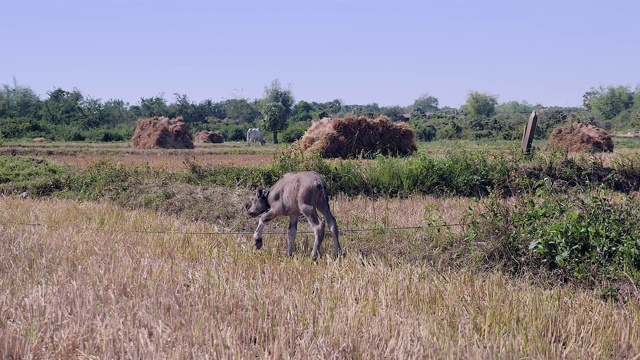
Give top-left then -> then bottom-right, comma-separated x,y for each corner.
195,130 -> 224,143
132,116 -> 194,149
32,137 -> 46,142
299,115 -> 416,158
547,122 -> 613,153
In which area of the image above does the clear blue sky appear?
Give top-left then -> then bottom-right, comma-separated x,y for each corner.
2,0 -> 638,108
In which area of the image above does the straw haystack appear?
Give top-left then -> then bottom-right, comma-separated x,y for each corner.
195,130 -> 224,143
132,116 -> 194,149
547,122 -> 613,153
299,115 -> 416,158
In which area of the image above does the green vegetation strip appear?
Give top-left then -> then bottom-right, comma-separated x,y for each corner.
3,148 -> 640,294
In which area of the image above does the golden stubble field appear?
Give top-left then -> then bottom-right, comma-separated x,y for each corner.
2,141 -> 640,358
1,196 -> 639,359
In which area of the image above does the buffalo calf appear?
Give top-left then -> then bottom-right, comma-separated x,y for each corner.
247,171 -> 341,259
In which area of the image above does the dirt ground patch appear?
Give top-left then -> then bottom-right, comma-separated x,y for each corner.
0,142 -> 279,170
45,153 -> 276,170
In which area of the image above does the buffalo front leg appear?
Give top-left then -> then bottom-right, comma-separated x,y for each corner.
287,215 -> 298,256
253,211 -> 276,250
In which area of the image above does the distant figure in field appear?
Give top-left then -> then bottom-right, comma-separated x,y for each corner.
246,128 -> 266,146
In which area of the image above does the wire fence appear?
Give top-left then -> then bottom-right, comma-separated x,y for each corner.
2,221 -> 469,236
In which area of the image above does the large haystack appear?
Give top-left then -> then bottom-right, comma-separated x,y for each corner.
299,115 -> 416,158
132,116 -> 194,149
195,130 -> 224,143
547,122 -> 613,153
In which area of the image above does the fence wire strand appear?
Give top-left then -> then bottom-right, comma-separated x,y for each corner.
2,221 -> 468,236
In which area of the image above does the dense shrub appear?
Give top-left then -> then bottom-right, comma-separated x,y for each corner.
411,121 -> 437,141
0,117 -> 48,139
280,123 -> 309,143
218,123 -> 249,142
467,182 -> 640,287
0,157 -> 66,195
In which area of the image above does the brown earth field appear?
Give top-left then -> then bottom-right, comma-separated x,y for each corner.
0,142 -> 279,170
3,138 -> 640,171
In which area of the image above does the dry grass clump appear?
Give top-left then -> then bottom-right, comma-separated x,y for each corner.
2,197 -> 640,358
547,122 -> 614,153
298,115 -> 416,158
194,130 -> 224,143
132,116 -> 194,149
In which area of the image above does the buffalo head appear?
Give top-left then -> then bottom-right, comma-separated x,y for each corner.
247,188 -> 270,217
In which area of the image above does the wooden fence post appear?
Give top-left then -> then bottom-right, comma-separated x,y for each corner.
521,110 -> 538,153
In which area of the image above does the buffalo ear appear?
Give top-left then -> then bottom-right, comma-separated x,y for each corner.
259,189 -> 269,199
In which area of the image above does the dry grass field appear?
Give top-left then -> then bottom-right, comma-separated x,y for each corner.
2,195 -> 640,359
2,140 -> 640,358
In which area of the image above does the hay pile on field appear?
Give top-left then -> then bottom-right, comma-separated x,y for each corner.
298,115 -> 416,158
132,116 -> 194,149
547,122 -> 613,153
32,137 -> 46,142
194,130 -> 224,143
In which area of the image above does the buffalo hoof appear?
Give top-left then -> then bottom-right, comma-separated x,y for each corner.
255,238 -> 263,250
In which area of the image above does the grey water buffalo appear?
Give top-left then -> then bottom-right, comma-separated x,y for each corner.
247,171 -> 342,259
246,128 -> 266,146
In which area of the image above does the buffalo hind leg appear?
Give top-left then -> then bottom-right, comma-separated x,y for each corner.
318,203 -> 342,257
302,205 -> 324,260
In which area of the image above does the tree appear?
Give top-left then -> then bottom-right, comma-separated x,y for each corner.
462,91 -> 498,118
0,81 -> 41,119
495,100 -> 534,117
326,99 -> 343,115
79,97 -> 106,129
200,99 -> 226,120
290,100 -> 313,122
222,98 -> 259,124
260,79 -> 295,143
41,88 -> 85,126
168,93 -> 193,122
583,85 -> 634,120
381,105 -> 405,122
190,99 -> 218,123
411,94 -> 439,115
138,94 -> 168,118
101,99 -> 136,127
261,102 -> 286,143
537,109 -> 568,137
341,103 -> 380,118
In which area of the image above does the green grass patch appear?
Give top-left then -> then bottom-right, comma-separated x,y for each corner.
0,156 -> 67,196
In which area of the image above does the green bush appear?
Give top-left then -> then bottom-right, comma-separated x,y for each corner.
0,156 -> 66,196
280,123 -> 309,143
218,123 -> 249,142
0,117 -> 48,139
526,185 -> 640,277
467,181 -> 640,285
411,121 -> 437,141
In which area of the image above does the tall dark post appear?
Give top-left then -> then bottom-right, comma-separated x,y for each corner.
522,110 -> 538,153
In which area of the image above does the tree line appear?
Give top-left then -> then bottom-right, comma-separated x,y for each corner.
1,78 -> 639,143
